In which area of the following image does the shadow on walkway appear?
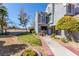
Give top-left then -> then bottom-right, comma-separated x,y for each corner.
0,41 -> 27,56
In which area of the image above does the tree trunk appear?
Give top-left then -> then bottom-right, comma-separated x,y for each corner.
25,27 -> 27,32
1,16 -> 5,35
5,29 -> 7,35
24,25 -> 27,32
68,31 -> 74,41
1,24 -> 4,35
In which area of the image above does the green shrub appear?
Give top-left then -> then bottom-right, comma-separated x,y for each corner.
61,38 -> 68,43
56,16 -> 79,32
51,34 -> 56,38
22,49 -> 37,56
32,30 -> 36,34
51,33 -> 59,39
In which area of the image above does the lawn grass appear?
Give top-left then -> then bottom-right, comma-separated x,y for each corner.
17,32 -> 42,46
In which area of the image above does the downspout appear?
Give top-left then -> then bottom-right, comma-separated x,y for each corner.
53,3 -> 55,34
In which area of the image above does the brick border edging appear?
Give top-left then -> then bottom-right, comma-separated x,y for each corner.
59,42 -> 79,56
39,36 -> 54,56
49,36 -> 79,56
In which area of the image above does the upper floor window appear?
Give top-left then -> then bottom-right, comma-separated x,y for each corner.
48,7 -> 50,11
67,4 -> 72,13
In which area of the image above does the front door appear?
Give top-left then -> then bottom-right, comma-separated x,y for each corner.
41,26 -> 47,34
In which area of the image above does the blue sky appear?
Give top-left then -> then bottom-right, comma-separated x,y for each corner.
3,3 -> 48,28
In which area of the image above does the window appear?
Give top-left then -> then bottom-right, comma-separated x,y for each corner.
67,4 -> 72,13
48,7 -> 50,11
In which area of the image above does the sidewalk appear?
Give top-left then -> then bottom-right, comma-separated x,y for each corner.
40,36 -> 54,56
41,36 -> 77,56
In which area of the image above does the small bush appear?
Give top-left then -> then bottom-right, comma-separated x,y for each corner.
32,30 -> 36,34
61,38 -> 68,43
51,34 -> 56,38
51,34 -> 59,39
22,49 -> 37,56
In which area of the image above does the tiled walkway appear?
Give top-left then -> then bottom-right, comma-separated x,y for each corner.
40,36 -> 77,56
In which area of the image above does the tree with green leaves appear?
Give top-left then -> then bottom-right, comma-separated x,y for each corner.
55,16 -> 79,41
0,4 -> 8,34
18,8 -> 29,31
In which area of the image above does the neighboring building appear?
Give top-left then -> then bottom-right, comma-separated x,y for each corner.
35,3 -> 79,37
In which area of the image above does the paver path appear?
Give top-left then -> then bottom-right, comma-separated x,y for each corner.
42,36 -> 77,56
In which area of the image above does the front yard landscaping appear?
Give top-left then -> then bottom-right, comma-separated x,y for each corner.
17,32 -> 47,56
0,30 -> 46,56
17,32 -> 42,46
21,49 -> 38,56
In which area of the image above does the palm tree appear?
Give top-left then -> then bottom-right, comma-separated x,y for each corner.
0,4 -> 8,35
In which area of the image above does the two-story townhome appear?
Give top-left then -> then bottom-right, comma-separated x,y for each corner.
35,3 -> 79,38
46,3 -> 79,38
45,3 -> 75,37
